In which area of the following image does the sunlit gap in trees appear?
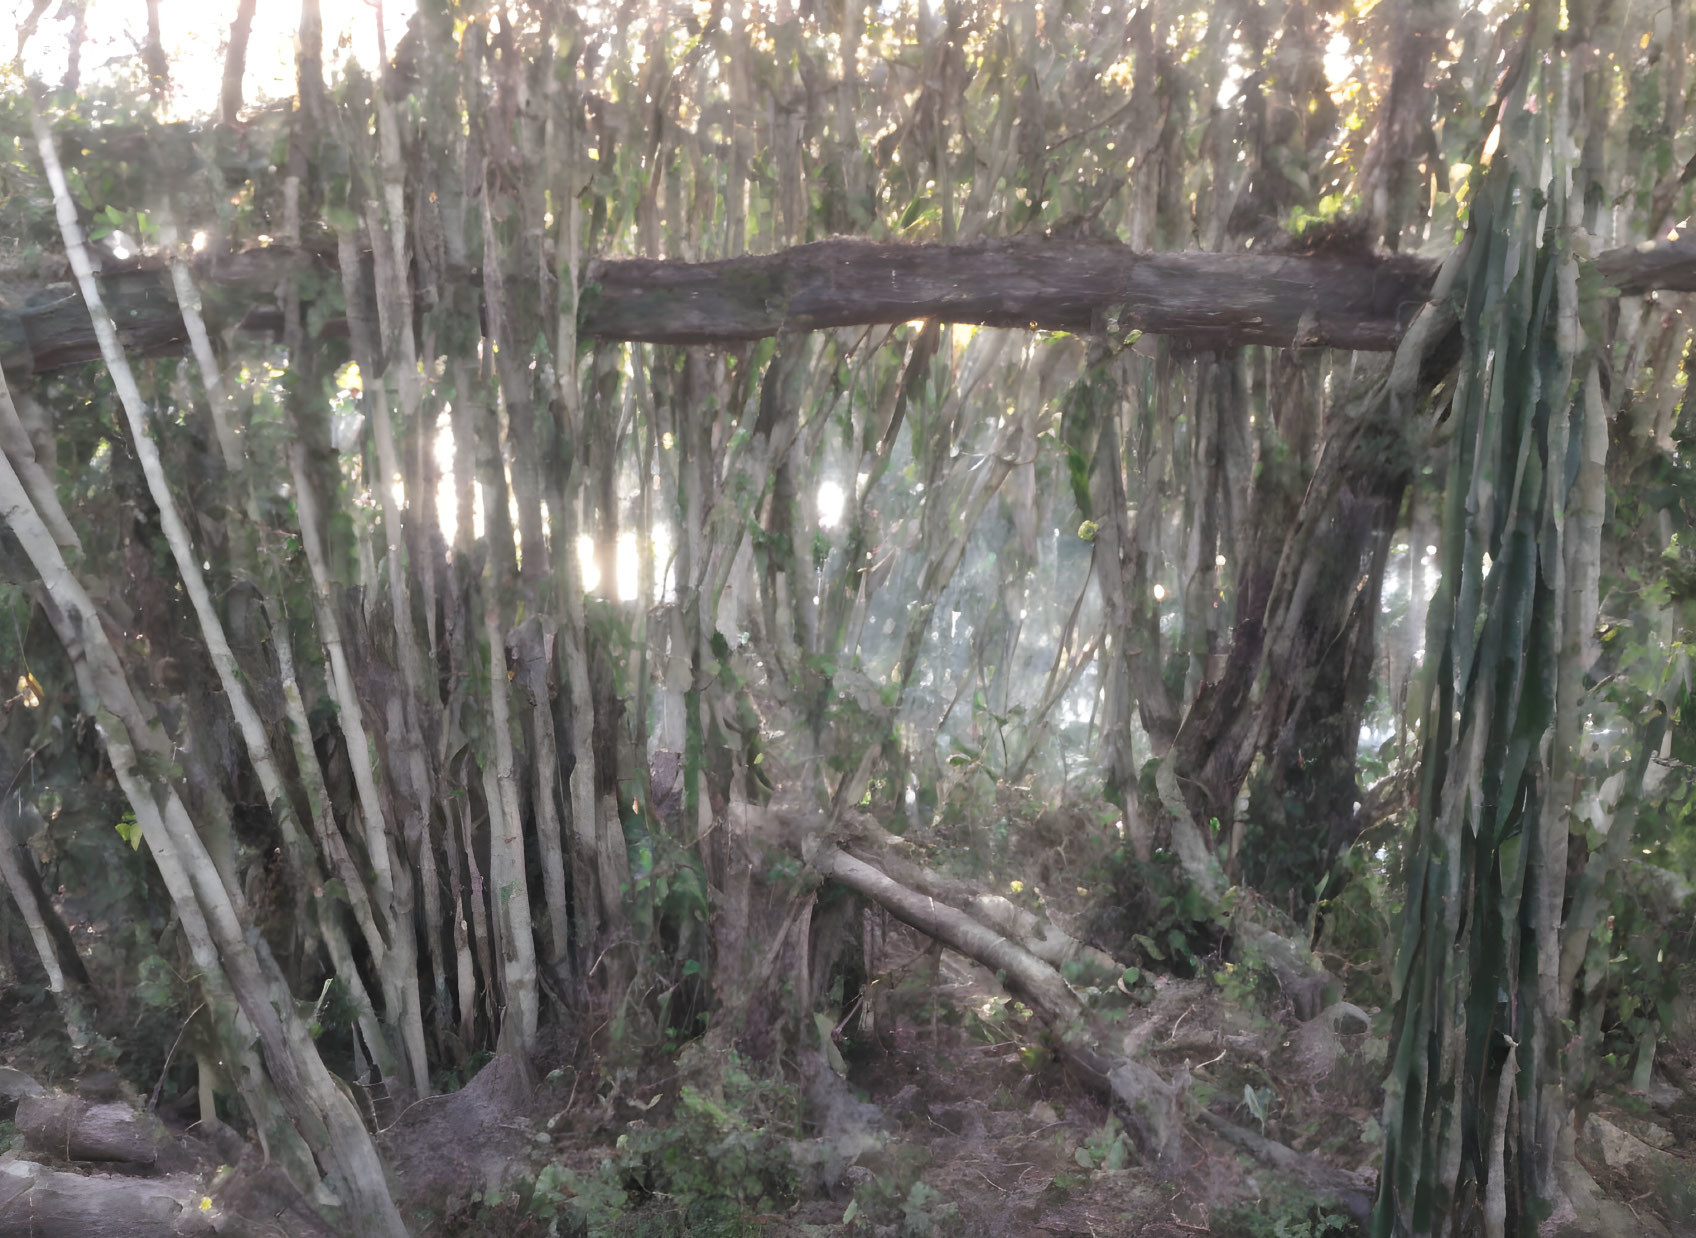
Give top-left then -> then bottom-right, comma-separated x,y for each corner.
1358,538 -> 1443,758
576,530 -> 674,603
1376,540 -> 1442,669
1215,31 -> 1350,109
427,415 -> 673,603
12,0 -> 415,120
816,480 -> 847,528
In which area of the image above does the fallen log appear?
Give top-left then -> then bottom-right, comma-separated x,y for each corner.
0,1157 -> 335,1238
15,1091 -> 172,1166
810,844 -> 1185,1162
1195,1110 -> 1375,1220
0,1160 -> 213,1238
843,817 -> 1126,984
810,842 -> 1375,1216
582,237 -> 1437,349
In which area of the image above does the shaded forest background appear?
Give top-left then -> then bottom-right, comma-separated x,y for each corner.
1,0 -> 1695,1235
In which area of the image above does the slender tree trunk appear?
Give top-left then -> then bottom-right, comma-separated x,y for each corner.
142,0 -> 170,102
482,604 -> 540,1052
0,411 -> 405,1237
0,790 -> 91,1044
220,0 -> 258,124
161,212 -> 403,1090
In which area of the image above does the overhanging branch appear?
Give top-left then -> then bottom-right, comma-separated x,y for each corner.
4,235 -> 1695,378
582,238 -> 1439,348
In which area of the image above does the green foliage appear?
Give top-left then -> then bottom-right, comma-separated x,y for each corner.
1310,844 -> 1399,1011
1213,939 -> 1291,1020
897,1181 -> 960,1238
1085,847 -> 1216,978
112,810 -> 141,850
527,1160 -> 631,1236
435,1051 -> 494,1095
627,827 -> 711,937
1238,1083 -> 1276,1135
132,954 -> 181,1010
531,1060 -> 801,1236
1217,1189 -> 1356,1238
1072,1116 -> 1132,1171
841,1148 -> 958,1238
1280,193 -> 1362,242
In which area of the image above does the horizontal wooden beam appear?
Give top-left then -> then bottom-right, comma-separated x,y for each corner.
581,238 -> 1440,349
3,234 -> 1693,380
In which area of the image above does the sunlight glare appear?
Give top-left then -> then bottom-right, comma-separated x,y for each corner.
617,532 -> 639,601
1323,33 -> 1352,87
433,414 -> 457,544
17,0 -> 417,121
652,523 -> 676,602
578,534 -> 600,593
817,480 -> 846,528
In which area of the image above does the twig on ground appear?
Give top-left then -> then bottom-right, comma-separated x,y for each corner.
1167,1005 -> 1195,1042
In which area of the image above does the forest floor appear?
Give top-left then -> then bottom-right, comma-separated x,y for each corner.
4,819 -> 1695,1238
449,938 -> 1696,1238
3,930 -> 1695,1237
474,963 -> 1368,1238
